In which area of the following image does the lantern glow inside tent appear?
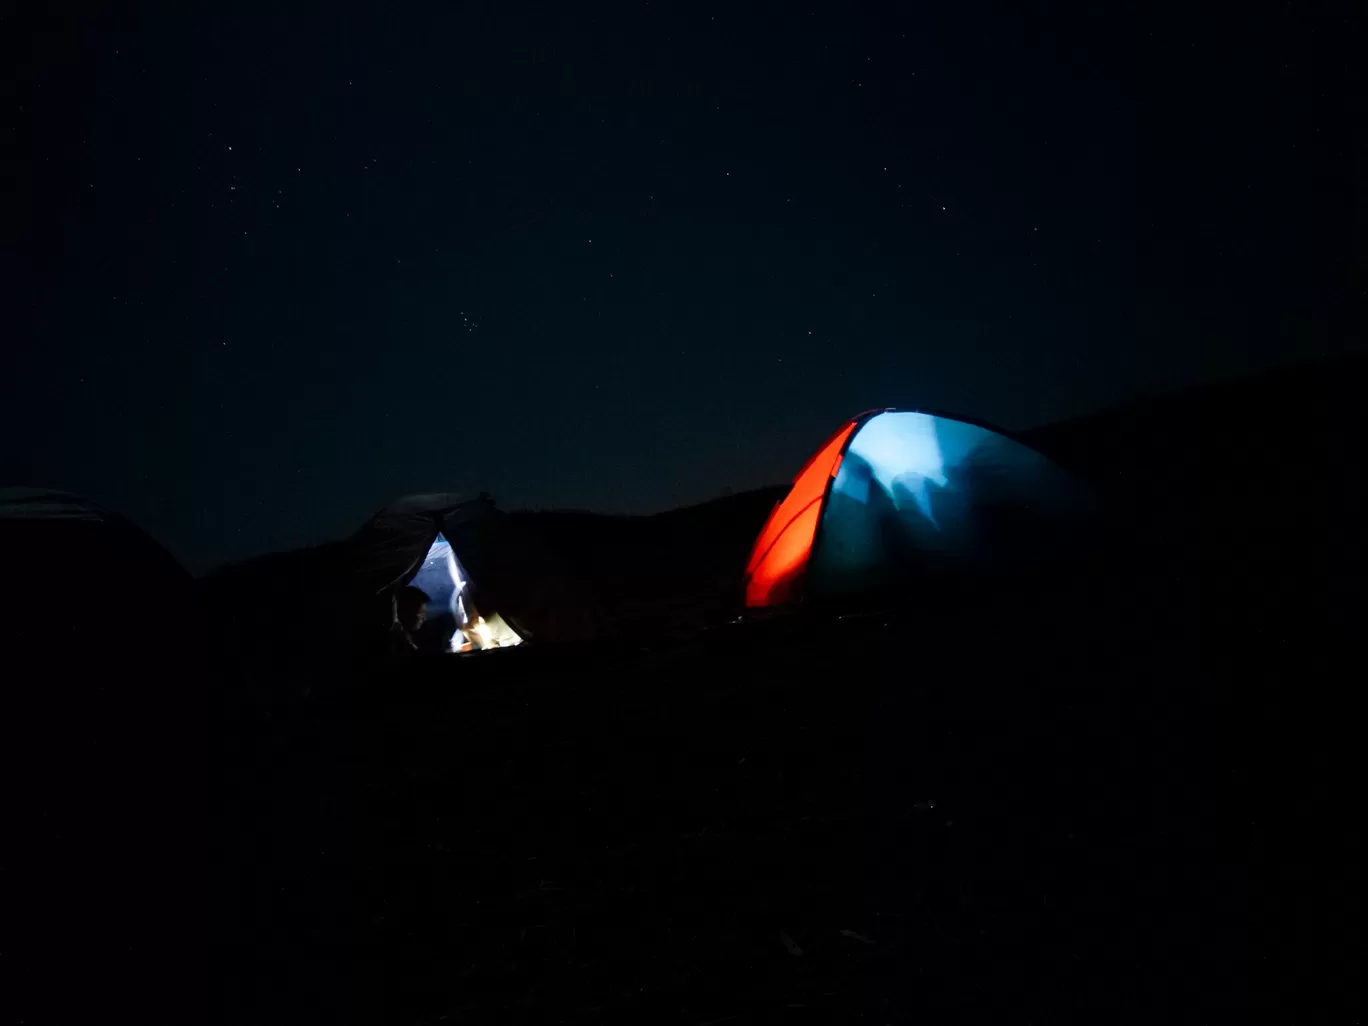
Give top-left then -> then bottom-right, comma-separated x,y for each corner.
408,532 -> 522,652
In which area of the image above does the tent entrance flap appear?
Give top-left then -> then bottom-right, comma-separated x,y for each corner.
408,533 -> 522,652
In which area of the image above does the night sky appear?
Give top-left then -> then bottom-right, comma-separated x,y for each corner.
7,2 -> 1360,573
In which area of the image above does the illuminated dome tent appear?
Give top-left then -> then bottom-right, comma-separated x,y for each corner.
743,410 -> 1094,607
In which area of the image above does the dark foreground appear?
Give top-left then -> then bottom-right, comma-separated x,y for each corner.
214,592 -> 1248,1025
208,354 -> 1364,1023
7,358 -> 1359,1022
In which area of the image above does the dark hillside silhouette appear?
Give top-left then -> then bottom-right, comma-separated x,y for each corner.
5,356 -> 1358,1022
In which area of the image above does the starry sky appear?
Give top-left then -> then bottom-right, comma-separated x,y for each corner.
6,2 -> 1361,572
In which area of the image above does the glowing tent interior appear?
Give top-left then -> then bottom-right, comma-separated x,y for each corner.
404,530 -> 522,652
742,410 -> 1093,608
351,493 -> 525,653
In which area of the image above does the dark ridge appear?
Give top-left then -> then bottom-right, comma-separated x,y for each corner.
502,485 -> 790,634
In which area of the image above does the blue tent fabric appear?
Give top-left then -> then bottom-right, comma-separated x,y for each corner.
776,410 -> 1096,604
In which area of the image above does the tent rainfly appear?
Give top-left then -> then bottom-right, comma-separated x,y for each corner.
742,409 -> 1094,607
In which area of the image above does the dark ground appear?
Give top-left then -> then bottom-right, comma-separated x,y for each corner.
216,595 -> 1238,1025
205,358 -> 1359,1024
6,357 -> 1361,1023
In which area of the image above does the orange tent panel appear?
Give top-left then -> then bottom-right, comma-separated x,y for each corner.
743,420 -> 856,606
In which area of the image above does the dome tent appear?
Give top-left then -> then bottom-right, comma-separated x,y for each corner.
0,488 -> 202,676
0,488 -> 206,1023
742,410 -> 1095,608
0,486 -> 195,614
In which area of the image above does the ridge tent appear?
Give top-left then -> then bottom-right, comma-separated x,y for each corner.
351,492 -> 525,652
353,492 -> 612,649
200,492 -> 602,673
742,410 -> 1095,608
